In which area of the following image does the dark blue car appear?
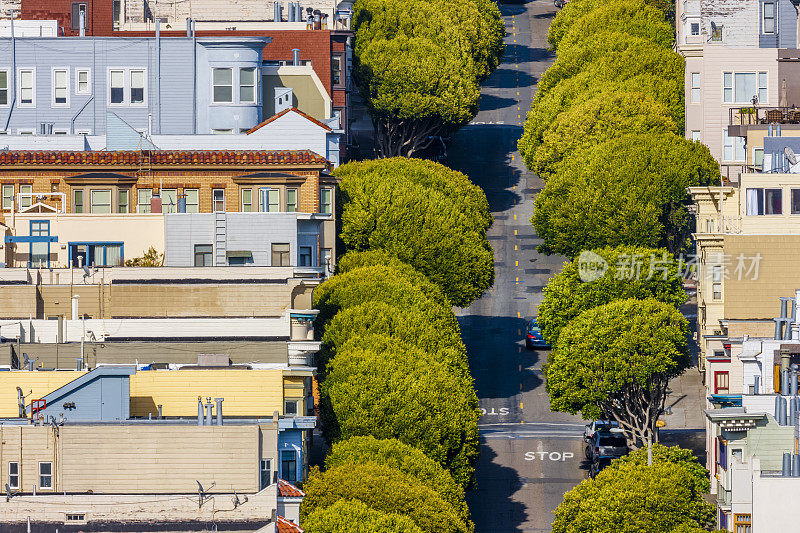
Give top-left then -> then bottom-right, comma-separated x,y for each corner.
526,319 -> 550,349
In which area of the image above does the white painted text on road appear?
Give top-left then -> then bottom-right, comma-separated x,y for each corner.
524,451 -> 575,461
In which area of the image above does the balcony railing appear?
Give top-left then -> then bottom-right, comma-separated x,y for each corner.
729,106 -> 800,126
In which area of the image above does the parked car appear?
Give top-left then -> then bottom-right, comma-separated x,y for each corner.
583,420 -> 620,441
585,431 -> 629,464
525,319 -> 550,349
554,0 -> 569,8
589,457 -> 612,479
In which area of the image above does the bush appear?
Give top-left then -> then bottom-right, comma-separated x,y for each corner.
303,499 -> 424,533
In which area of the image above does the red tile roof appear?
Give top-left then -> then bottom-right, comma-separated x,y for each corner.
278,478 -> 306,498
276,516 -> 304,533
247,107 -> 333,135
0,150 -> 328,166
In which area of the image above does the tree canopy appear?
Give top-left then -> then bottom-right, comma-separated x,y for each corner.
303,499 -> 425,533
546,298 -> 690,445
536,246 -> 686,346
547,0 -> 608,51
616,444 -> 710,495
531,134 -> 720,257
525,90 -> 678,178
301,462 -> 473,533
335,158 -> 494,307
551,461 -> 715,533
321,335 -> 479,487
325,436 -> 470,525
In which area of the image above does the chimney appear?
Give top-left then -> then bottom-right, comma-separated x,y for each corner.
197,397 -> 204,426
204,397 -> 213,426
794,454 -> 800,477
215,398 -> 224,426
79,10 -> 85,37
292,48 -> 300,66
783,452 -> 792,476
274,1 -> 282,22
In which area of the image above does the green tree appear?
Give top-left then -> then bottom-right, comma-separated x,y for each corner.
557,0 -> 674,52
335,159 -> 494,307
301,462 -> 473,533
313,262 -> 457,335
303,499 -> 424,533
546,298 -> 690,445
319,300 -> 467,374
531,134 -> 720,257
536,246 -> 686,346
525,90 -> 678,178
615,444 -> 710,494
124,246 -> 164,267
325,436 -> 470,525
552,461 -> 715,533
547,0 -> 607,51
644,0 -> 676,23
321,335 -> 479,488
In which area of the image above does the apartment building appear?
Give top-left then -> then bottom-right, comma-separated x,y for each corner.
676,0 -> 800,181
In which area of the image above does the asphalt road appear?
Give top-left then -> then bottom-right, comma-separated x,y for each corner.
446,1 -> 588,531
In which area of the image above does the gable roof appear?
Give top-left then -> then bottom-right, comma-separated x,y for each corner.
247,107 -> 333,135
0,150 -> 329,167
277,478 -> 306,498
34,366 -> 136,409
276,516 -> 304,533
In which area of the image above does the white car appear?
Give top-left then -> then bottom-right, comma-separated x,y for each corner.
583,420 -> 622,442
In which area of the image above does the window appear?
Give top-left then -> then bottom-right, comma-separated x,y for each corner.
284,399 -> 299,415
213,189 -> 225,212
130,69 -> 145,104
160,188 -> 178,213
53,69 -> 68,106
320,188 -> 332,214
19,69 -> 34,106
76,69 -> 90,94
723,71 -> 768,104
332,56 -> 342,86
73,189 -> 84,213
763,2 -> 775,34
2,185 -> 12,211
39,462 -> 52,489
212,68 -> 233,103
261,188 -> 280,212
712,265 -> 722,300
119,189 -> 129,213
184,189 -> 199,213
705,219 -> 714,233
92,243 -> 122,266
240,68 -> 256,103
714,371 -> 730,394
137,188 -> 152,213
241,189 -> 253,212
718,439 -> 728,471
792,189 -> 800,214
281,450 -> 297,482
260,459 -> 272,490
66,514 -> 85,522
109,70 -> 124,104
691,130 -> 701,142
287,188 -> 297,212
19,184 -> 32,209
723,129 -> 745,162
734,513 -> 752,533
8,462 -> 18,490
690,22 -> 699,35
90,189 -> 112,213
194,244 -> 213,267
321,248 -> 332,272
299,246 -> 312,267
754,147 -> 764,170
711,23 -> 723,41
746,188 -> 782,215
71,2 -> 88,30
272,243 -> 290,266
691,72 -> 700,103
0,70 -> 7,105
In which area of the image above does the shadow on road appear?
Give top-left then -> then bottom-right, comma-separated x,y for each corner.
467,441 -> 529,532
459,315 -> 542,400
483,67 -> 537,90
479,93 -> 521,112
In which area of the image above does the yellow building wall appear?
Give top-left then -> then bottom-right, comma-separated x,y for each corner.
129,369 -> 286,417
0,371 -> 87,417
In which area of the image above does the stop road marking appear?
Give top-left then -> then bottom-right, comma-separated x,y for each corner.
524,451 -> 574,461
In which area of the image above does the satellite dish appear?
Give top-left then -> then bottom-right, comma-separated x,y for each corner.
786,146 -> 798,166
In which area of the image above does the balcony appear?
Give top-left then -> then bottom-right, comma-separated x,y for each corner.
728,106 -> 800,137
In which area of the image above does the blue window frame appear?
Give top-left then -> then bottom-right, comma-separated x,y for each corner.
29,220 -> 50,268
68,241 -> 124,267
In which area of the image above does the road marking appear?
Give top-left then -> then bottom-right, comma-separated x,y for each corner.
517,311 -> 521,318
480,407 -> 510,416
517,91 -> 520,96
511,154 -> 515,160
515,277 -> 519,284
518,346 -> 522,353
514,214 -> 517,220
515,244 -> 518,250
517,329 -> 521,335
514,229 -> 518,235
519,364 -> 522,372
515,260 -> 518,267
520,402 -> 524,409
520,382 -> 523,390
525,451 -> 575,462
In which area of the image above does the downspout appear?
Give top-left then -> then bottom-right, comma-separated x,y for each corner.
156,20 -> 161,134
4,11 -> 17,133
70,96 -> 94,134
192,19 -> 197,134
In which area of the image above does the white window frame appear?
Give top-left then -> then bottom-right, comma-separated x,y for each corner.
320,188 -> 332,214
160,188 -> 178,213
38,461 -> 53,489
51,67 -> 70,108
18,68 -> 35,108
691,72 -> 701,104
8,461 -> 18,490
691,130 -> 701,142
130,68 -> 146,105
723,71 -> 768,104
2,184 -> 13,211
184,188 -> 199,213
211,67 -> 234,104
75,68 -> 91,95
763,1 -> 776,35
19,184 -> 32,209
723,129 -> 746,162
90,188 -> 112,213
286,188 -> 298,212
17,129 -> 35,135
0,69 -> 9,107
239,67 -> 257,104
213,188 -> 226,212
107,67 -> 147,107
137,188 -> 152,213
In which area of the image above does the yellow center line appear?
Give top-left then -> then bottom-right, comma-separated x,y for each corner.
515,260 -> 519,267
520,402 -> 524,409
514,214 -> 517,220
515,244 -> 518,250
517,329 -> 521,335
519,364 -> 522,372
514,229 -> 518,235
517,311 -> 521,318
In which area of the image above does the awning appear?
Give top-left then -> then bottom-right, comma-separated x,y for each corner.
5,236 -> 58,243
226,250 -> 253,258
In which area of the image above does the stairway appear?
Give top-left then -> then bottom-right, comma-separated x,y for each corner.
214,213 -> 227,266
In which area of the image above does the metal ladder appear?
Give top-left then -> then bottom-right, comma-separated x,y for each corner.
214,213 -> 227,266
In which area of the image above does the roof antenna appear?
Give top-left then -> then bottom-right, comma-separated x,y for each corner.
196,480 -> 216,508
